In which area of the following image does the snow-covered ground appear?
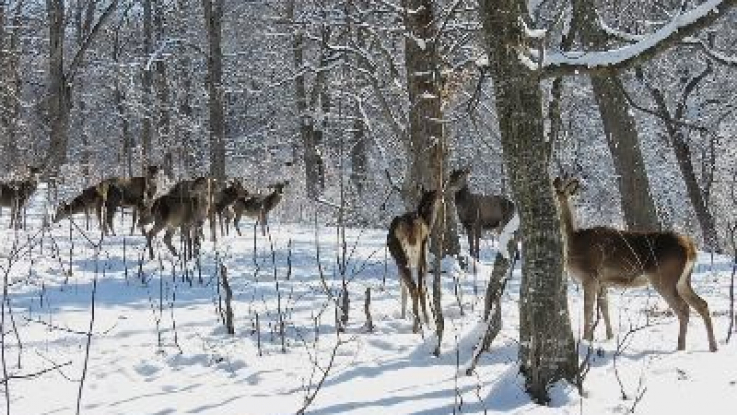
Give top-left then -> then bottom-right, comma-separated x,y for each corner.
1,188 -> 736,415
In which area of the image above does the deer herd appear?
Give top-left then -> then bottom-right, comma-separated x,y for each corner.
0,165 -> 718,352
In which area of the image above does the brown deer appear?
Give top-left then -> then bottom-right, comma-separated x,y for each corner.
447,168 -> 517,261
228,181 -> 288,236
386,187 -> 441,333
211,179 -> 249,236
553,176 -> 717,352
140,176 -> 210,260
99,165 -> 160,235
53,185 -> 107,232
0,166 -> 41,229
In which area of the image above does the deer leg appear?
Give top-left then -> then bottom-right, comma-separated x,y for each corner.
582,279 -> 598,341
474,226 -> 482,260
418,240 -> 430,326
130,209 -> 138,235
676,277 -> 717,352
597,286 -> 614,339
163,228 -> 178,257
146,221 -> 166,260
233,210 -> 243,236
259,211 -> 267,236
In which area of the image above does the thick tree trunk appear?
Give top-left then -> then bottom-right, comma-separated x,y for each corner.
289,1 -> 326,200
573,0 -> 660,231
203,0 -> 225,182
479,0 -> 577,403
154,0 -> 174,179
401,0 -> 460,258
0,1 -> 22,170
45,0 -> 71,175
590,75 -> 661,230
350,107 -> 368,195
175,0 -> 196,174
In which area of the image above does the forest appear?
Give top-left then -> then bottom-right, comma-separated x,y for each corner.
0,0 -> 736,414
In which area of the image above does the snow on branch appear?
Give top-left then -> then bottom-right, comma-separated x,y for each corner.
540,0 -> 737,78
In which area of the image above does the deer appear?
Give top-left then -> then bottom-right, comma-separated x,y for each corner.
0,166 -> 41,229
447,167 -> 518,261
53,184 -> 107,232
228,181 -> 288,237
211,179 -> 249,236
99,165 -> 160,235
553,175 -> 717,352
139,176 -> 210,260
386,187 -> 441,333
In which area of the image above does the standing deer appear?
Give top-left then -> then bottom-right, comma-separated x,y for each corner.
0,166 -> 41,229
387,187 -> 441,333
447,167 -> 517,261
228,181 -> 288,236
53,184 -> 107,231
553,176 -> 717,352
211,179 -> 249,236
99,165 -> 160,235
140,176 -> 210,260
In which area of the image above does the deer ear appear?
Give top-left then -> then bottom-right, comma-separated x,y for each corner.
566,179 -> 580,195
553,177 -> 562,190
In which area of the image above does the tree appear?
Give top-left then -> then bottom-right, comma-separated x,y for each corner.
572,0 -> 661,231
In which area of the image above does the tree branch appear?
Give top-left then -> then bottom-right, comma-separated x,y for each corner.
67,0 -> 121,81
540,0 -> 737,78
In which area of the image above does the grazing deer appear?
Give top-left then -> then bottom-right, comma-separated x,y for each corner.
553,176 -> 717,352
53,185 -> 107,231
99,165 -> 160,235
229,181 -> 288,236
211,179 -> 249,236
140,177 -> 210,260
447,167 -> 517,261
0,166 -> 41,229
386,187 -> 441,333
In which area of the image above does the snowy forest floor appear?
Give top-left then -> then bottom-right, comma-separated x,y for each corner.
2,189 -> 736,415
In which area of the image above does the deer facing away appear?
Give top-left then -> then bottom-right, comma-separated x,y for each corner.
386,187 -> 441,333
447,168 -> 517,261
98,165 -> 160,235
553,176 -> 717,352
0,166 -> 41,229
139,176 -> 210,260
211,179 -> 249,236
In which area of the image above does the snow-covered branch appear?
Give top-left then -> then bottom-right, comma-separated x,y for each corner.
539,0 -> 737,78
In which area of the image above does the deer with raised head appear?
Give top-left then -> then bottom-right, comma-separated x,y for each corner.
447,167 -> 517,261
0,166 -> 41,229
228,180 -> 288,237
139,176 -> 210,260
53,184 -> 107,232
387,187 -> 441,333
211,179 -> 249,236
553,176 -> 717,352
99,165 -> 160,235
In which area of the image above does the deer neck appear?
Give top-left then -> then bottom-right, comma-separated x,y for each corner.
557,196 -> 577,243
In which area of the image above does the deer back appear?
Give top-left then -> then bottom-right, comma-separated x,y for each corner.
567,227 -> 693,286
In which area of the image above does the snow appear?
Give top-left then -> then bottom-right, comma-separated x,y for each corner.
544,0 -> 728,69
2,185 -> 736,414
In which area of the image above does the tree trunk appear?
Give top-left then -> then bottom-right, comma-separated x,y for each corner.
350,105 -> 368,195
479,0 -> 578,403
142,0 -> 154,171
401,0 -> 460,258
203,0 -> 225,182
175,0 -> 196,174
573,0 -> 660,231
288,0 -> 326,200
0,0 -> 22,170
154,0 -> 174,179
45,0 -> 72,175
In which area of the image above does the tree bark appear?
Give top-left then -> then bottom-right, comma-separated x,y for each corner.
202,0 -> 225,182
573,0 -> 661,231
288,0 -> 327,200
142,0 -> 154,171
401,0 -> 460,258
154,0 -> 173,179
479,0 -> 578,403
45,0 -> 72,175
